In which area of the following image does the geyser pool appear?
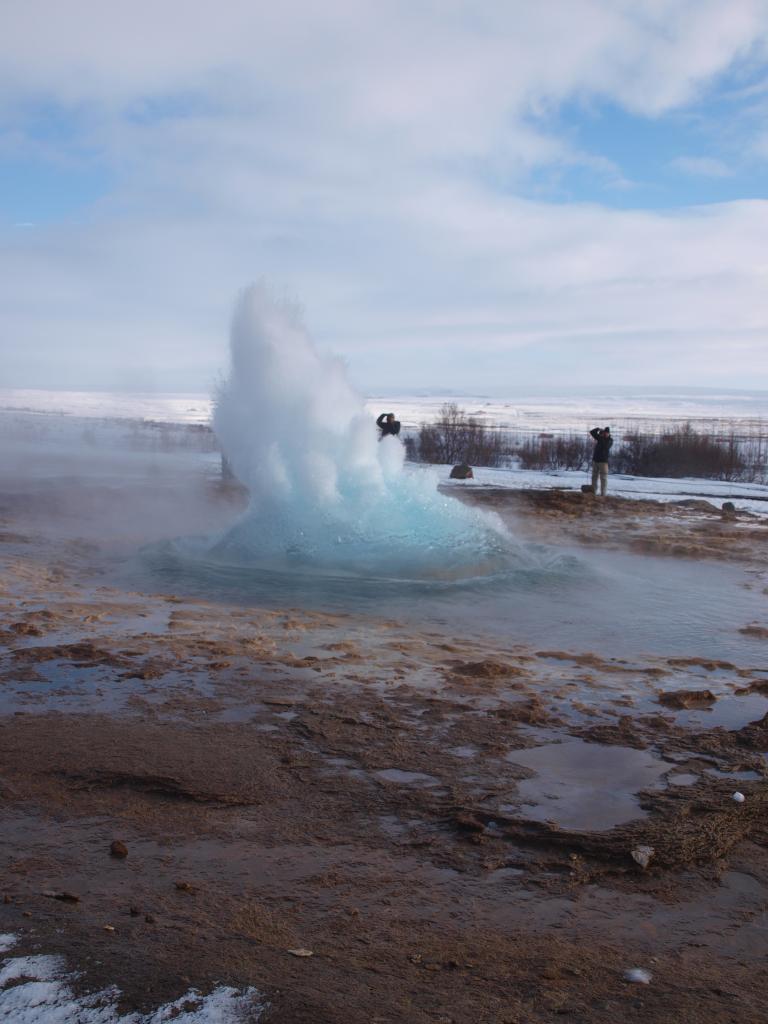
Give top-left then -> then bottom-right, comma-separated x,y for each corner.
199,285 -> 519,580
141,534 -> 767,663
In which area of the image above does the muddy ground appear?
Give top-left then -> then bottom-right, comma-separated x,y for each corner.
1,475 -> 767,1022
449,485 -> 768,568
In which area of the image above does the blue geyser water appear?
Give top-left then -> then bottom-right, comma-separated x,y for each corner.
206,285 -> 519,580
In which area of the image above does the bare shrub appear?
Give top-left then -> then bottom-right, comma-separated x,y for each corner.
512,423 -> 766,481
517,434 -> 592,471
613,424 -> 748,480
407,403 -> 510,467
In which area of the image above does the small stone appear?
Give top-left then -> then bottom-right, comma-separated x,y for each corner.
103,925 -> 116,933
174,880 -> 198,893
732,791 -> 745,803
287,948 -> 314,957
110,840 -> 128,859
630,845 -> 655,869
624,968 -> 652,984
42,890 -> 80,903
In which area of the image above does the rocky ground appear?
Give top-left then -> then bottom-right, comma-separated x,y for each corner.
1,476 -> 767,1023
449,485 -> 768,568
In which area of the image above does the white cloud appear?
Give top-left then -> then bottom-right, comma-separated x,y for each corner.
1,0 -> 768,390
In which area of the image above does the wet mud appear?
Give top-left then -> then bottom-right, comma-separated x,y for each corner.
1,476 -> 767,1022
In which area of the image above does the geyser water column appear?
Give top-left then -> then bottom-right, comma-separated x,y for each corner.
211,285 -> 512,579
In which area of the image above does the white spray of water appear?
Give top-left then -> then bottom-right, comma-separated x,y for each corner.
212,285 -> 513,579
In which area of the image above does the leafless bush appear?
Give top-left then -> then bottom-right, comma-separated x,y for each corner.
517,433 -> 592,471
514,423 -> 766,481
613,424 -> 749,480
406,403 -> 510,467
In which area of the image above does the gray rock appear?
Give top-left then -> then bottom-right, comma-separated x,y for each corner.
450,463 -> 474,480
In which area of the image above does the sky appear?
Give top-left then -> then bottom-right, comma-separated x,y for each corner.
1,0 -> 768,395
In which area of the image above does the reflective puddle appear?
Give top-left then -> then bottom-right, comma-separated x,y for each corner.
504,738 -> 668,831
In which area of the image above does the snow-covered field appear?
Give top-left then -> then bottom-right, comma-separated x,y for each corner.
369,389 -> 768,438
0,389 -> 212,424
2,387 -> 766,438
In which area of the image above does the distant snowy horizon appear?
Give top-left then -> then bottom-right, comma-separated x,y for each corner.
1,385 -> 766,437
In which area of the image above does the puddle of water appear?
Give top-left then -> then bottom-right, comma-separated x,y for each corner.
485,866 -> 524,883
705,767 -> 765,781
319,756 -> 370,782
667,772 -> 698,786
0,656 -> 237,722
504,739 -> 667,831
376,814 -> 435,840
374,768 -> 440,787
214,707 -> 259,723
0,662 -> 141,716
674,692 -> 768,730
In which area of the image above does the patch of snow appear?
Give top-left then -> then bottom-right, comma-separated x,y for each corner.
624,967 -> 652,984
0,939 -> 265,1023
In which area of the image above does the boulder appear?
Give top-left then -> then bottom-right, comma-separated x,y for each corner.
580,484 -> 595,495
722,501 -> 736,514
450,463 -> 474,480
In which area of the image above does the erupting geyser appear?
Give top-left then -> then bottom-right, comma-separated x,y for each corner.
210,285 -> 513,579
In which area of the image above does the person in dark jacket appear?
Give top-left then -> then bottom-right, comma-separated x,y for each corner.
589,426 -> 613,496
376,412 -> 401,439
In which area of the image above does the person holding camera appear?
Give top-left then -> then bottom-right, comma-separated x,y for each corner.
589,426 -> 613,496
376,412 -> 401,439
